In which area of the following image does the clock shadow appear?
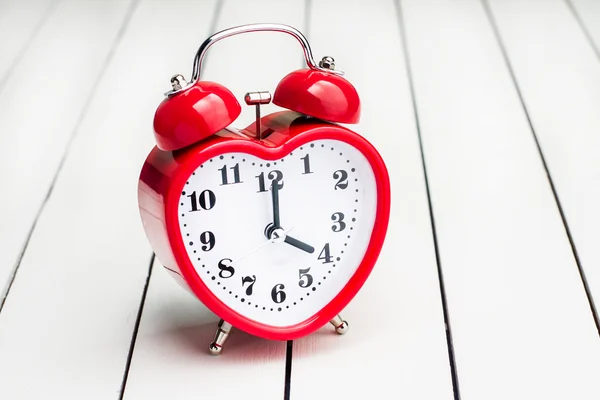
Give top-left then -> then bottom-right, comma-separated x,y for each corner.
155,300 -> 287,364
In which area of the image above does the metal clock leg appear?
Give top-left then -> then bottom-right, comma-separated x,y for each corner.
329,314 -> 349,335
209,319 -> 233,355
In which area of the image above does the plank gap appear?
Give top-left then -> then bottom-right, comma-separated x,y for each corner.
284,340 -> 293,400
0,0 -> 59,94
0,0 -> 141,315
119,253 -> 155,399
482,0 -> 600,337
208,0 -> 225,43
284,4 -> 311,400
565,0 -> 600,62
395,1 -> 462,399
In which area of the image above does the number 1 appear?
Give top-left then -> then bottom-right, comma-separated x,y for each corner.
301,154 -> 313,174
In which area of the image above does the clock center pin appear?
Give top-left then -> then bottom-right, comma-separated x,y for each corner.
269,227 -> 287,244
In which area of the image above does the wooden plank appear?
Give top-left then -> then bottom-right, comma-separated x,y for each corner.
569,0 -> 600,57
0,0 -> 212,398
0,0 -> 56,85
488,0 -> 600,327
0,0 -> 133,299
400,0 -> 600,399
289,1 -> 454,399
121,1 -> 304,399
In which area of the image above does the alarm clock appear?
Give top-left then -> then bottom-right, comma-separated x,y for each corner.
137,24 -> 391,355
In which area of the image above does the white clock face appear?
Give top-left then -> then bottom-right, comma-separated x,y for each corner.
177,139 -> 377,327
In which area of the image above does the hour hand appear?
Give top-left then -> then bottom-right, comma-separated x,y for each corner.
284,235 -> 315,254
270,181 -> 281,228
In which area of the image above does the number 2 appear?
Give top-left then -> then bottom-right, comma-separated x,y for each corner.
333,170 -> 348,190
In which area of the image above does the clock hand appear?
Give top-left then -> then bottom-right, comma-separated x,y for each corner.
232,226 -> 294,265
284,235 -> 315,254
270,180 -> 281,228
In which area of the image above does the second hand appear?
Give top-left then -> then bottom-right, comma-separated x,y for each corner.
231,226 -> 295,265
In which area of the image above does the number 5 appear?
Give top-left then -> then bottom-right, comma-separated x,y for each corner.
298,267 -> 313,288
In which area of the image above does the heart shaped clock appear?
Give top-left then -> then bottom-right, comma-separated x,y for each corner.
137,24 -> 390,355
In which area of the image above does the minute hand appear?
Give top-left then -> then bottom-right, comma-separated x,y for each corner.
284,235 -> 315,254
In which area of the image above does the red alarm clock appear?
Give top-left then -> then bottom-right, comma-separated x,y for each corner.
138,24 -> 390,355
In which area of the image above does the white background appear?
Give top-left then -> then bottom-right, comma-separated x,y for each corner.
0,0 -> 599,399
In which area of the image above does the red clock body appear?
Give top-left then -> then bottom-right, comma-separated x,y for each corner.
138,111 -> 390,341
137,23 -> 391,353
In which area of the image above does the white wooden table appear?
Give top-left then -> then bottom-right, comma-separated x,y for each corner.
1,0 -> 599,398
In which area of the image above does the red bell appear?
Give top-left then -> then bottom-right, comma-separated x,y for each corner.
273,60 -> 360,124
153,78 -> 241,151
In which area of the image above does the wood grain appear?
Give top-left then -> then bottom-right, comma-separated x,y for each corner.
0,0 -> 56,85
488,0 -> 600,330
290,1 -> 454,399
400,0 -> 600,398
0,0 -> 133,300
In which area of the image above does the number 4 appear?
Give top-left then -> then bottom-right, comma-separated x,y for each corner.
318,243 -> 333,264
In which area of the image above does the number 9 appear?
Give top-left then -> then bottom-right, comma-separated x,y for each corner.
200,231 -> 215,251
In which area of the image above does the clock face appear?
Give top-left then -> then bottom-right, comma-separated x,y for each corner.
177,139 -> 377,327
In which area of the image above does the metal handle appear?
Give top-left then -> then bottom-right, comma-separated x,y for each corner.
167,23 -> 342,96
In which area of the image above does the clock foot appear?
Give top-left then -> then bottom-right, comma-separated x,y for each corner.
329,315 -> 349,335
208,319 -> 233,355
